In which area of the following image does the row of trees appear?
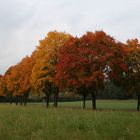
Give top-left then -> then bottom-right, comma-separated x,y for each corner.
0,31 -> 140,110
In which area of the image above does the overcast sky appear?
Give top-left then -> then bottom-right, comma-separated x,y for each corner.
0,0 -> 140,74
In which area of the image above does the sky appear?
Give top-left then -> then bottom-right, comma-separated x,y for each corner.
0,0 -> 140,74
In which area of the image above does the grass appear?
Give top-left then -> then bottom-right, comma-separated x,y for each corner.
58,100 -> 137,110
0,100 -> 140,140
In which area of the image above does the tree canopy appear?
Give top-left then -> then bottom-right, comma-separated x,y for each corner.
1,30 -> 140,110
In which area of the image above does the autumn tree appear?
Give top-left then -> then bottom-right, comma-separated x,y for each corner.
125,39 -> 140,110
56,33 -> 104,109
3,54 -> 35,105
56,31 -> 128,109
0,75 -> 7,98
3,65 -> 19,104
31,31 -> 72,107
16,55 -> 36,105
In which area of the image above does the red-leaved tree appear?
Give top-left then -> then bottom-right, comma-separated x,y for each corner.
56,31 -> 128,109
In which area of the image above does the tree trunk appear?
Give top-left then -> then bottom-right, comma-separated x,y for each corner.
83,93 -> 86,109
9,95 -> 13,104
20,96 -> 23,105
24,97 -> 27,106
137,94 -> 140,111
15,96 -> 19,105
54,88 -> 59,108
91,91 -> 96,110
46,94 -> 50,108
24,93 -> 29,106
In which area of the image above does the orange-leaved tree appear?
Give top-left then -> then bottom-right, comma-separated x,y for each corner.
0,75 -> 7,97
3,54 -> 35,105
3,65 -> 20,104
31,31 -> 72,107
125,39 -> 140,110
16,55 -> 36,105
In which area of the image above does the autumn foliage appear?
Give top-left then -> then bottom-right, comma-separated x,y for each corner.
55,31 -> 128,109
124,39 -> 140,110
30,31 -> 72,107
0,30 -> 140,110
0,75 -> 6,96
3,54 -> 35,105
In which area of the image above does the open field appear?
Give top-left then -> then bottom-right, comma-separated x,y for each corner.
58,100 -> 138,110
0,100 -> 140,140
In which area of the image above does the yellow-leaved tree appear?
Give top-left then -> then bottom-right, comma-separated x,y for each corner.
31,31 -> 72,107
125,39 -> 140,110
3,54 -> 35,105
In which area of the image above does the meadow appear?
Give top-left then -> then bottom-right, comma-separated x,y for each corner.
0,100 -> 140,140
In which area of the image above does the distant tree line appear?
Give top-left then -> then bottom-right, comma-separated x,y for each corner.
0,31 -> 140,110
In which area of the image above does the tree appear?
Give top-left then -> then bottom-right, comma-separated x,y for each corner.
56,31 -> 128,109
3,65 -> 19,104
31,31 -> 72,107
56,33 -> 104,109
0,75 -> 6,97
3,55 -> 35,105
16,55 -> 36,105
125,39 -> 140,111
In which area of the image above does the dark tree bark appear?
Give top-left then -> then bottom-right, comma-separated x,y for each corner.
9,95 -> 13,104
46,93 -> 50,108
54,88 -> 59,108
24,98 -> 27,106
78,86 -> 88,109
15,96 -> 19,105
20,96 -> 23,105
43,87 -> 51,108
137,94 -> 140,111
46,95 -> 49,108
24,93 -> 29,106
23,96 -> 25,106
91,90 -> 97,110
83,93 -> 86,109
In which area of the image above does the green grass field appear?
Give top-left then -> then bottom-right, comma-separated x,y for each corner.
0,100 -> 140,140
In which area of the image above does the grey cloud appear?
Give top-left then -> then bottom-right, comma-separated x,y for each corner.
0,0 -> 140,74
